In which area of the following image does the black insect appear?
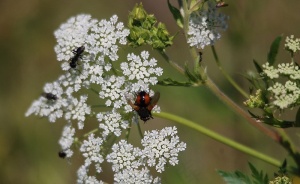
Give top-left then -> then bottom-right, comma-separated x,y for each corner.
58,150 -> 66,159
42,92 -> 57,101
199,51 -> 203,63
69,46 -> 85,69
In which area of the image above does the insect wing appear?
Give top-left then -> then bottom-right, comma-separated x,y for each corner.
127,96 -> 140,111
147,92 -> 160,111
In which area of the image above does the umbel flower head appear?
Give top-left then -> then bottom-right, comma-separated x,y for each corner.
187,1 -> 228,49
261,62 -> 300,109
25,13 -> 186,183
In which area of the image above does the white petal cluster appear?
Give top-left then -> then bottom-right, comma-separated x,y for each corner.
97,111 -> 129,138
268,81 -> 300,109
25,81 -> 66,122
106,140 -> 143,172
98,75 -> 126,108
114,167 -> 161,184
120,51 -> 163,93
80,134 -> 104,173
54,14 -> 95,62
64,95 -> 91,129
141,126 -> 186,173
187,1 -> 228,49
285,35 -> 300,53
58,124 -> 75,158
262,62 -> 279,79
262,62 -> 300,109
54,14 -> 129,64
77,165 -> 104,184
278,62 -> 300,80
107,127 -> 186,181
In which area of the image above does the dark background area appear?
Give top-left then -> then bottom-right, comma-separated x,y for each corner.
1,0 -> 300,183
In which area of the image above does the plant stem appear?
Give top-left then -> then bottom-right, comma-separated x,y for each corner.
158,50 -> 185,74
137,122 -> 144,138
154,111 -> 281,167
205,77 -> 280,142
211,45 -> 249,98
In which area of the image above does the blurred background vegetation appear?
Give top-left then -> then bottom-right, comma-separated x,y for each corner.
1,0 -> 300,183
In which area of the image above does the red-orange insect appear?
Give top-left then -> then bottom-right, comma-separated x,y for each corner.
127,91 -> 160,122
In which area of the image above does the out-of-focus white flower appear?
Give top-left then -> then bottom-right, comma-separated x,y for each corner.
285,35 -> 300,53
58,124 -> 75,158
262,63 -> 279,79
187,1 -> 228,49
77,165 -> 104,184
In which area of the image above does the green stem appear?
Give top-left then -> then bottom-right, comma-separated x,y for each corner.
211,45 -> 249,98
205,77 -> 280,142
137,122 -> 144,138
158,50 -> 185,74
154,111 -> 281,167
126,121 -> 132,140
83,128 -> 99,138
90,87 -> 99,95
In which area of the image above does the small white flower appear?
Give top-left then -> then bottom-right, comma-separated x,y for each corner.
25,81 -> 66,122
77,165 -> 104,184
285,35 -> 300,53
121,51 -> 163,92
97,111 -> 129,138
268,81 -> 300,109
278,62 -> 300,80
141,126 -> 186,173
106,140 -> 143,172
58,124 -> 75,158
187,1 -> 228,49
114,167 -> 161,184
80,134 -> 104,172
262,62 -> 279,79
64,95 -> 91,129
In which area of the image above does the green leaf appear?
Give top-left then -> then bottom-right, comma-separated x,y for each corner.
295,107 -> 300,127
167,0 -> 184,28
278,159 -> 287,175
184,65 -> 198,83
218,170 -> 252,184
248,162 -> 268,184
267,36 -> 282,66
157,78 -> 192,87
253,59 -> 263,74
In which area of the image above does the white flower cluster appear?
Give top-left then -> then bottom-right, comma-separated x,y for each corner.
268,81 -> 300,109
285,35 -> 300,53
262,63 -> 279,79
187,1 -> 228,49
262,62 -> 300,80
58,124 -> 75,158
141,126 -> 187,173
262,62 -> 300,109
106,127 -> 186,183
80,134 -> 104,173
25,13 -> 186,183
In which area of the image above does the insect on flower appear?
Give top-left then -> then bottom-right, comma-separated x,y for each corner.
127,91 -> 160,122
69,46 -> 85,69
58,150 -> 66,159
41,92 -> 57,101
